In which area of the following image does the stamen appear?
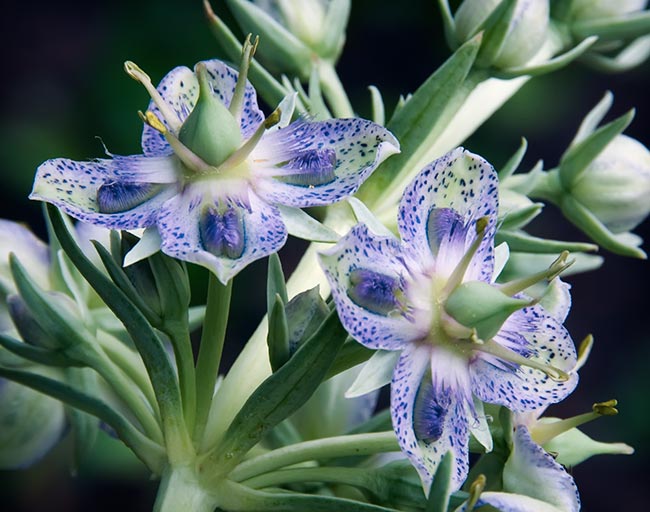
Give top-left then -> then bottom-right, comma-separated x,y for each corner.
465,474 -> 487,511
572,334 -> 593,373
217,108 -> 282,172
229,34 -> 259,118
530,399 -> 618,445
140,111 -> 213,174
471,339 -> 571,382
499,251 -> 574,297
124,61 -> 183,133
442,216 -> 489,297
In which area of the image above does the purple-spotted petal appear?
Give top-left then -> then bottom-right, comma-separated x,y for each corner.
470,305 -> 578,412
398,148 -> 498,281
319,224 -> 425,351
156,184 -> 287,284
251,118 -> 400,207
30,156 -> 178,230
141,60 -> 264,155
391,344 -> 470,492
502,427 -> 580,512
456,493 -> 566,512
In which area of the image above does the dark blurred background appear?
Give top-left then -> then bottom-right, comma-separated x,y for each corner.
1,0 -> 648,510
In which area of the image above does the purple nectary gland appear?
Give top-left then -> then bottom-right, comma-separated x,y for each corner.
278,149 -> 337,187
412,376 -> 450,444
96,182 -> 163,214
199,205 -> 246,259
347,267 -> 401,316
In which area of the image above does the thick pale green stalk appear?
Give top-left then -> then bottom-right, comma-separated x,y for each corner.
164,322 -> 197,435
230,431 -> 399,482
193,274 -> 233,445
154,465 -> 218,512
318,59 -> 354,118
242,466 -> 374,490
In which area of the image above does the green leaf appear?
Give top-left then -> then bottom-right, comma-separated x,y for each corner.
268,294 -> 290,372
0,365 -> 165,472
358,34 -> 482,207
499,202 -> 544,231
572,11 -> 650,41
570,91 -> 613,148
474,0 -> 518,67
319,0 -> 350,58
580,35 -> 650,72
559,109 -> 634,189
426,451 -> 454,511
203,0 -> 288,108
495,230 -> 598,254
204,309 -> 348,473
65,368 -> 99,471
266,253 -> 288,316
326,339 -> 374,380
368,85 -> 385,125
45,205 -> 186,449
224,0 -> 312,77
0,332 -> 75,367
437,0 -> 458,50
346,408 -> 392,435
494,36 -> 598,79
284,286 -> 330,354
498,137 -> 528,180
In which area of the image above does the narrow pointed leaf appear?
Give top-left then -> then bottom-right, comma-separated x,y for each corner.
580,35 -> 650,72
427,451 -> 454,511
278,205 -> 340,243
348,197 -> 395,238
570,91 -> 613,147
320,0 -> 350,57
205,309 -> 348,471
498,138 -> 528,180
572,11 -> 650,41
494,36 -> 598,79
559,109 -> 635,189
267,253 -> 288,315
368,86 -> 385,125
268,294 -> 290,371
326,339 -> 375,379
438,0 -> 458,49
65,368 -> 99,470
495,230 -> 598,253
475,0 -> 518,67
499,203 -> 544,231
0,333 -> 76,367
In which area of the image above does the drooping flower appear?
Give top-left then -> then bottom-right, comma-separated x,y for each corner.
319,148 -> 578,491
31,54 -> 399,283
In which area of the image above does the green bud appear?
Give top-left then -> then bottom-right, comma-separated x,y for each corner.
454,0 -> 550,69
178,63 -> 242,167
570,135 -> 650,234
568,0 -> 648,22
0,374 -> 66,469
445,281 -> 529,341
7,294 -> 59,350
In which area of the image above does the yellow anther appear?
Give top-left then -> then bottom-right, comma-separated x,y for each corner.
466,474 -> 487,511
140,111 -> 168,134
593,399 -> 618,416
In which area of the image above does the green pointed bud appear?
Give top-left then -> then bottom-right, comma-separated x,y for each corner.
445,281 -> 530,341
7,294 -> 60,350
0,373 -> 66,469
454,0 -> 550,69
568,0 -> 648,21
178,63 -> 242,167
284,286 -> 330,354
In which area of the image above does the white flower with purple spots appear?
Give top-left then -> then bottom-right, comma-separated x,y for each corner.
31,57 -> 399,284
319,147 -> 578,492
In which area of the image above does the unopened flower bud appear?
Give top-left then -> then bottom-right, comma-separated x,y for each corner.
568,0 -> 648,21
454,0 -> 550,69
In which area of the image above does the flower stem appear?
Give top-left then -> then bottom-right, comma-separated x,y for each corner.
154,465 -> 218,512
230,431 -> 399,482
164,321 -> 197,435
193,273 -> 233,445
318,59 -> 354,118
242,466 -> 372,490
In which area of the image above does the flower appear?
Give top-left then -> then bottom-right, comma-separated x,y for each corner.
319,148 -> 578,491
31,57 -> 399,284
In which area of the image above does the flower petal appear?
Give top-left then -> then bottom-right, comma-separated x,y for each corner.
156,183 -> 287,284
319,224 -> 425,350
30,155 -> 178,230
252,118 -> 400,207
141,60 -> 264,155
502,426 -> 580,512
398,148 -> 499,281
470,305 -> 578,412
391,344 -> 470,492
456,492 -> 564,512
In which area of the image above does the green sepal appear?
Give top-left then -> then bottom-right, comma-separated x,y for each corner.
498,137 -> 528,180
148,250 -> 191,327
358,34 -> 482,206
572,11 -> 650,41
495,230 -> 599,254
438,0 -> 458,50
0,332 -> 77,367
319,0 -> 350,59
46,205 -> 188,456
178,64 -> 242,167
0,365 -> 165,472
445,281 -> 530,341
326,338 -> 374,380
499,252 -> 604,283
308,64 -> 332,120
559,108 -> 635,190
93,239 -> 161,326
203,1 -> 289,109
493,36 -> 598,79
560,195 -> 647,258
345,349 -> 399,398
498,189 -> 544,232
277,205 -> 340,243
224,0 -> 312,78
268,294 -> 290,372
10,255 -> 91,351
426,451 -> 454,510
501,160 -> 544,196
65,367 -> 99,471
474,0 -> 518,68
368,85 -> 386,125
266,253 -> 288,315
284,286 -> 330,354
580,36 -> 650,72
569,91 -> 613,148
348,197 -> 395,238
203,309 -> 348,475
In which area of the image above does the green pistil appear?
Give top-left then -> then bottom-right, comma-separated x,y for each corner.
498,251 -> 574,297
229,34 -> 258,119
442,216 -> 489,298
